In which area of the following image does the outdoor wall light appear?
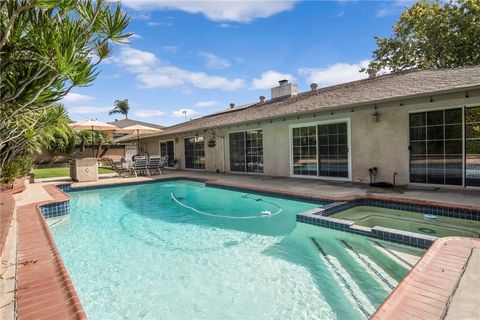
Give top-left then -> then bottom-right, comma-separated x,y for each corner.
372,111 -> 380,122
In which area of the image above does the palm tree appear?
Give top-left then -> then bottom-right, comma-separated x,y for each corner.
109,99 -> 130,119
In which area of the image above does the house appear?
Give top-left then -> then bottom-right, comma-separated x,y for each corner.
125,66 -> 480,187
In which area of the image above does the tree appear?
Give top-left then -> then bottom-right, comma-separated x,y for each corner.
366,0 -> 480,73
0,0 -> 131,176
109,99 -> 130,119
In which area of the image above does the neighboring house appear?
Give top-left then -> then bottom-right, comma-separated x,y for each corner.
124,66 -> 480,187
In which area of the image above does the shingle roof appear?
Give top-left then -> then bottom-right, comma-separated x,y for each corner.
108,118 -> 165,129
136,66 -> 480,140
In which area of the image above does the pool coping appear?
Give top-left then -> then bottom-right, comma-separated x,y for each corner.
15,184 -> 86,320
371,237 -> 480,320
11,177 -> 480,319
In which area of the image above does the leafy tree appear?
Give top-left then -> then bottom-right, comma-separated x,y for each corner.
0,0 -> 131,176
366,0 -> 480,73
76,130 -> 113,158
109,99 -> 130,119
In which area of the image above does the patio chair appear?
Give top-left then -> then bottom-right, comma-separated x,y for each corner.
133,156 -> 148,177
147,155 -> 161,176
102,158 -> 131,177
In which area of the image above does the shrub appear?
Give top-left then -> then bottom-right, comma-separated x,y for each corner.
1,155 -> 35,187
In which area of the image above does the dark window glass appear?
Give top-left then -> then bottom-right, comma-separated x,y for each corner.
229,130 -> 263,173
427,110 -> 443,126
160,141 -> 175,167
410,113 -> 425,127
409,108 -> 462,185
445,109 -> 462,124
292,126 -> 317,176
317,122 -> 348,178
427,126 -> 443,140
466,106 -> 480,187
184,137 -> 205,169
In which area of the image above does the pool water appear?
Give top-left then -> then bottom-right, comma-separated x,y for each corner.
331,206 -> 480,238
50,181 -> 419,319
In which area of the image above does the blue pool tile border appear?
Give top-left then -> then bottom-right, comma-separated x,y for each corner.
40,201 -> 70,219
312,198 -> 480,221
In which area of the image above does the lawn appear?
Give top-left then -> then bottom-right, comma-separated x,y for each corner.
33,166 -> 115,179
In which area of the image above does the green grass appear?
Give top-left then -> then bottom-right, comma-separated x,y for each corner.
33,166 -> 115,179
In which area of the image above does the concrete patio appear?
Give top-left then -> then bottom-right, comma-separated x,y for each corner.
61,170 -> 480,208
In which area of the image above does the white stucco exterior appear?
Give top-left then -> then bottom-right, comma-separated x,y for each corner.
140,89 -> 480,186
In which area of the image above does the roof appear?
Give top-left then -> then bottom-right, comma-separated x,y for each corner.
131,66 -> 480,141
108,118 -> 165,129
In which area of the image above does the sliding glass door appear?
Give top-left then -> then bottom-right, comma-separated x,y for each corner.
466,106 -> 480,187
229,130 -> 263,173
160,140 -> 175,167
184,137 -> 205,169
292,120 -> 350,179
318,122 -> 349,178
409,106 -> 480,187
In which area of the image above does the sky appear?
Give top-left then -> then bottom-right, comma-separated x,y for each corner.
64,0 -> 415,126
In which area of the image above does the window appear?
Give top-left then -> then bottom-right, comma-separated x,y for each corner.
409,109 -> 463,185
184,137 -> 205,169
229,130 -> 263,173
292,121 -> 350,179
318,123 -> 349,178
409,106 -> 480,187
292,126 -> 317,176
160,141 -> 175,167
466,106 -> 480,187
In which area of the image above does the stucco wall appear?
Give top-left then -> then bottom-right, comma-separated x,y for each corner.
142,89 -> 480,185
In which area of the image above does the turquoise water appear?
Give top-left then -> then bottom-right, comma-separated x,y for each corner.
50,180 -> 415,319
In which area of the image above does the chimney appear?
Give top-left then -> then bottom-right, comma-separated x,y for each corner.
229,103 -> 235,109
259,96 -> 265,103
310,83 -> 318,92
271,79 -> 298,99
367,68 -> 377,79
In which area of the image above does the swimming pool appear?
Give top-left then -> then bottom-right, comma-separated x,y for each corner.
330,206 -> 480,238
50,180 -> 420,319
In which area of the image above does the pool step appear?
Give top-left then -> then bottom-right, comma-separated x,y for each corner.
341,240 -> 398,291
310,238 -> 376,319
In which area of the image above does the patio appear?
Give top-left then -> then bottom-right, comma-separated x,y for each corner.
67,170 -> 480,208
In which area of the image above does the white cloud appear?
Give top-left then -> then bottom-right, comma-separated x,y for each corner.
376,0 -> 416,18
121,0 -> 299,23
63,92 -> 95,103
172,108 -> 200,118
113,47 -> 244,90
162,45 -> 178,53
251,70 -> 295,90
135,110 -> 165,117
199,52 -> 231,69
194,100 -> 217,107
299,60 -> 370,87
148,21 -> 174,27
70,106 -> 111,114
218,23 -> 237,28
130,33 -> 143,39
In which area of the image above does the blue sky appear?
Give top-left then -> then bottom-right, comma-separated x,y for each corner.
64,0 -> 414,126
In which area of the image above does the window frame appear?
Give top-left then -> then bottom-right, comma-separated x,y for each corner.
289,118 -> 352,181
184,136 -> 206,170
407,103 -> 480,189
227,128 -> 264,174
159,139 -> 176,168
